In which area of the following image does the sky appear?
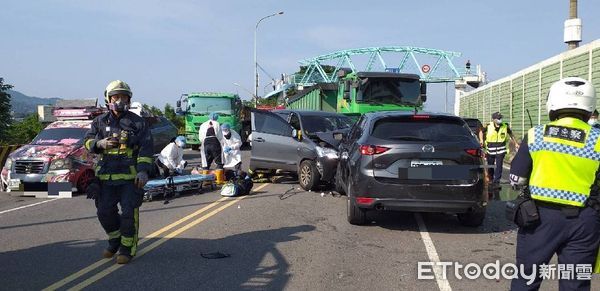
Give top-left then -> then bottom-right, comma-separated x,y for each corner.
2,0 -> 600,112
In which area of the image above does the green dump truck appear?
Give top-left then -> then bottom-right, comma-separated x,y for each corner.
176,92 -> 248,150
287,71 -> 426,115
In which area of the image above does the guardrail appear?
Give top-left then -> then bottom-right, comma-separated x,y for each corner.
0,145 -> 21,169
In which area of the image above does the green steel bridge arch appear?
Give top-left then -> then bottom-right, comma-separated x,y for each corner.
295,46 -> 474,85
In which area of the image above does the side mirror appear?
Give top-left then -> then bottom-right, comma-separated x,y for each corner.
176,100 -> 181,108
343,92 -> 350,100
420,82 -> 427,103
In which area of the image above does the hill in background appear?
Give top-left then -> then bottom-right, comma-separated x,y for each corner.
7,90 -> 61,118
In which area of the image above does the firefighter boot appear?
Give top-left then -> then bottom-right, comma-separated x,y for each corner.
102,237 -> 120,258
116,254 -> 132,264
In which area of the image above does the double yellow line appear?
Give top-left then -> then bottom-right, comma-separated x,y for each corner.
44,183 -> 269,291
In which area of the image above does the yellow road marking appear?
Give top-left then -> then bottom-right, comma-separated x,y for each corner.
68,192 -> 255,290
45,183 -> 269,290
43,196 -> 229,291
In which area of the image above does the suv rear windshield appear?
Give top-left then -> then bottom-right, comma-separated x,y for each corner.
302,115 -> 354,134
31,128 -> 88,146
371,116 -> 473,142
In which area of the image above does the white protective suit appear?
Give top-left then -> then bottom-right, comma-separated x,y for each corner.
198,120 -> 223,168
222,129 -> 242,169
158,142 -> 186,171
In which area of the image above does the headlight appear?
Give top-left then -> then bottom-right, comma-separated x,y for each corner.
315,146 -> 339,159
50,158 -> 71,170
4,158 -> 13,170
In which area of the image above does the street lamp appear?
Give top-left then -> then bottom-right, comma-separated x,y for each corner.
254,11 -> 284,107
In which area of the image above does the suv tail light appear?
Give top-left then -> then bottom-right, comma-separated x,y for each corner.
465,148 -> 482,157
360,145 -> 390,155
356,197 -> 375,205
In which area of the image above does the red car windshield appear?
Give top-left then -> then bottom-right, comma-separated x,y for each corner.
31,128 -> 88,146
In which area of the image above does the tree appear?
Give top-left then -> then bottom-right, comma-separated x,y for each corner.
4,113 -> 44,145
0,78 -> 13,141
164,103 -> 185,134
142,104 -> 163,116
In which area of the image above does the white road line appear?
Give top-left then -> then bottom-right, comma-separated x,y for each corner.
0,199 -> 58,215
415,213 -> 452,291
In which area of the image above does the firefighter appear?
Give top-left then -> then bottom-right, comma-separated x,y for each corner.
479,111 -> 519,188
84,80 -> 154,265
509,77 -> 600,290
198,112 -> 224,170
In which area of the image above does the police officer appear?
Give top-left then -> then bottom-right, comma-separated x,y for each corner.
510,77 -> 600,290
480,111 -> 519,188
589,109 -> 599,128
84,80 -> 154,264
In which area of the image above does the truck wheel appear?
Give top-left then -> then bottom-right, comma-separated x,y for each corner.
192,144 -> 200,151
299,160 -> 320,191
457,206 -> 486,227
346,183 -> 366,225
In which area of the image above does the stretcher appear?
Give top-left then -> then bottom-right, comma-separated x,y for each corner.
143,174 -> 215,201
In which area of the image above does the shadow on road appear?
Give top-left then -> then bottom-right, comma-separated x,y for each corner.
0,225 -> 316,290
366,199 -> 517,235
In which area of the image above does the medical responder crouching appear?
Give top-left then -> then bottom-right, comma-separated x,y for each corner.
155,136 -> 187,177
509,77 -> 600,290
221,123 -> 242,170
198,112 -> 224,170
84,80 -> 154,265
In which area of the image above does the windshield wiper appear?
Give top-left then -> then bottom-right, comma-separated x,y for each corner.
388,136 -> 429,141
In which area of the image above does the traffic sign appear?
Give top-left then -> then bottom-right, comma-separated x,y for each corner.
421,64 -> 431,74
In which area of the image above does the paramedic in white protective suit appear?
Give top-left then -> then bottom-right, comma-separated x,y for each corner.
221,123 -> 242,170
155,136 -> 187,177
198,113 -> 224,170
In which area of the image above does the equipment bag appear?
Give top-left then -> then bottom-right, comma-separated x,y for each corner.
220,182 -> 239,197
506,192 -> 540,228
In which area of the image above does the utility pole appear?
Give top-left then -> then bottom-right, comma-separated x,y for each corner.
565,0 -> 581,50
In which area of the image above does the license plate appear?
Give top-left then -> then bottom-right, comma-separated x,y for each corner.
176,185 -> 185,192
8,179 -> 21,189
410,160 -> 443,167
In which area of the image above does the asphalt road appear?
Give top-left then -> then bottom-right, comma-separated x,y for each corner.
0,149 -> 596,290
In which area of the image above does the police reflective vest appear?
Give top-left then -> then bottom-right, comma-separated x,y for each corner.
84,111 -> 154,182
485,122 -> 509,155
527,117 -> 600,207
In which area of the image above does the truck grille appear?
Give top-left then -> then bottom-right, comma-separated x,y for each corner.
14,160 -> 46,174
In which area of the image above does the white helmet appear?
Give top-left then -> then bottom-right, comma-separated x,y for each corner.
547,77 -> 597,114
129,101 -> 143,116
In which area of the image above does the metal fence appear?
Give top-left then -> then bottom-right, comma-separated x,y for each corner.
457,39 -> 600,139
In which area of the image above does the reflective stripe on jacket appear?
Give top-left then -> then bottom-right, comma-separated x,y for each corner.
527,117 -> 600,207
485,122 -> 509,155
84,111 -> 154,181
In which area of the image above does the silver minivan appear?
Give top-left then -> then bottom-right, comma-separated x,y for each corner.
250,109 -> 353,190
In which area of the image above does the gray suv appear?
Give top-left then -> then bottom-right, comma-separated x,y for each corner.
250,110 -> 353,190
336,111 -> 487,226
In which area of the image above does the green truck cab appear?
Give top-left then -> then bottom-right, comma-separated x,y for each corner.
287,71 -> 427,115
176,92 -> 243,150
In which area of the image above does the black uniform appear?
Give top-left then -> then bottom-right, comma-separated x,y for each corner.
84,111 -> 153,257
